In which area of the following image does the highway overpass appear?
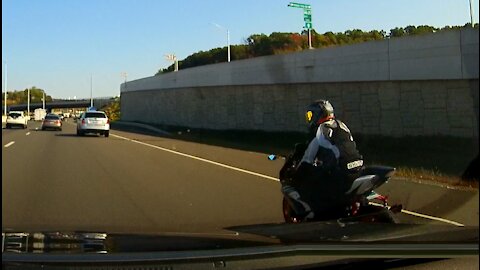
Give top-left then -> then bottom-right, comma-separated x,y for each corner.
6,97 -> 116,112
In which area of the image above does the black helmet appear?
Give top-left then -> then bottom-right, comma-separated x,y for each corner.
305,100 -> 335,132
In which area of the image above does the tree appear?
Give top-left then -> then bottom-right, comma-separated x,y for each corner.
101,97 -> 120,122
230,44 -> 249,60
247,34 -> 273,57
404,25 -> 437,36
269,32 -> 301,53
367,30 -> 386,41
389,27 -> 406,38
323,31 -> 338,45
345,29 -> 363,43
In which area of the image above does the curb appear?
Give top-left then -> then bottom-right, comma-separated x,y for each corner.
111,121 -> 171,136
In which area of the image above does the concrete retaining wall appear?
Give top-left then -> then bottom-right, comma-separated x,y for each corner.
121,28 -> 479,139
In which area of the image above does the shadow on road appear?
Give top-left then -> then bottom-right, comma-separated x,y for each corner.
111,122 -> 478,177
3,127 -> 28,130
110,122 -> 305,157
55,133 -> 107,138
54,134 -> 78,137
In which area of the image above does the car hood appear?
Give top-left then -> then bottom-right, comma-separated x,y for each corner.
3,222 -> 478,254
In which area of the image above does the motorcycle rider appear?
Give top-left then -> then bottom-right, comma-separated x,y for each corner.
280,100 -> 364,220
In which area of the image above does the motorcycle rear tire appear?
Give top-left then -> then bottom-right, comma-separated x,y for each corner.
283,197 -> 302,223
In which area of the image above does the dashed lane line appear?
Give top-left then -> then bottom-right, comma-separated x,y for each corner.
4,141 -> 15,148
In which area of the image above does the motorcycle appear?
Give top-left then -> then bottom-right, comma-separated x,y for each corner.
280,144 -> 402,224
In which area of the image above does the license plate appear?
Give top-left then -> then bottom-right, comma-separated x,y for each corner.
347,160 -> 363,169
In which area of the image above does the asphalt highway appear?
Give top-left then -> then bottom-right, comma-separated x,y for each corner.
2,120 -> 478,235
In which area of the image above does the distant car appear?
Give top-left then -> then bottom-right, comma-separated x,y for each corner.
76,111 -> 110,137
58,113 -> 65,121
6,111 -> 28,129
41,114 -> 62,131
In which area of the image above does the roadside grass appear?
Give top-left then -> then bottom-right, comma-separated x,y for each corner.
394,167 -> 478,189
120,122 -> 478,188
356,135 -> 478,188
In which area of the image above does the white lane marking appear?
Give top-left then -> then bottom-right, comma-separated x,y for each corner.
400,209 -> 464,227
369,202 -> 465,227
26,132 -> 31,136
4,141 -> 15,148
111,133 -> 280,182
112,132 -> 466,227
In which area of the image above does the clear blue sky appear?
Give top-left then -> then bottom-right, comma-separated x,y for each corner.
2,0 -> 479,99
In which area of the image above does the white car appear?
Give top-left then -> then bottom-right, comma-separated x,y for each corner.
76,111 -> 110,137
6,111 -> 28,129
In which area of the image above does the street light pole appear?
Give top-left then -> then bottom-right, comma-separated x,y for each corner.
121,72 -> 128,91
165,54 -> 178,72
308,28 -> 312,49
27,87 -> 30,117
90,74 -> 93,108
469,0 -> 475,26
212,23 -> 231,62
42,90 -> 45,110
227,29 -> 231,62
121,72 -> 127,84
4,59 -> 7,115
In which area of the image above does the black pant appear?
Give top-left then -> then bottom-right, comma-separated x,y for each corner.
294,166 -> 359,215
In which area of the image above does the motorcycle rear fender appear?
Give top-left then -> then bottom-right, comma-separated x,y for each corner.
345,175 -> 378,196
361,166 -> 396,179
